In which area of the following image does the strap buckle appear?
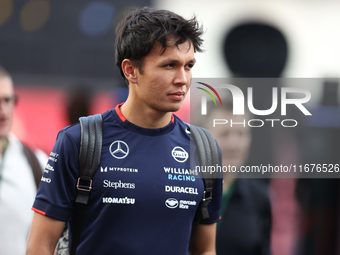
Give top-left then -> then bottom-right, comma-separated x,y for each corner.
76,177 -> 92,192
202,188 -> 213,202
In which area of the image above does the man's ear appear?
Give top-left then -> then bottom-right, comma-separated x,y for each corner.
122,59 -> 138,84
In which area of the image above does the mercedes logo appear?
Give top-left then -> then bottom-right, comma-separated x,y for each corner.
109,140 -> 129,159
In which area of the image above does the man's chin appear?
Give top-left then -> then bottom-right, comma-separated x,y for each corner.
170,107 -> 180,113
169,107 -> 183,113
0,125 -> 11,138
0,132 -> 8,140
168,102 -> 183,112
156,101 -> 183,114
158,106 -> 180,113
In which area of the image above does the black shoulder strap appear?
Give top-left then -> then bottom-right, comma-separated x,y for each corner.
75,114 -> 103,204
22,143 -> 42,189
188,124 -> 219,219
70,114 -> 103,255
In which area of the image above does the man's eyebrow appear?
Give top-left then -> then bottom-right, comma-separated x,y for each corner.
189,58 -> 196,64
162,58 -> 196,64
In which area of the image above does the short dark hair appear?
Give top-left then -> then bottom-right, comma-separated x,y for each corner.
115,6 -> 204,83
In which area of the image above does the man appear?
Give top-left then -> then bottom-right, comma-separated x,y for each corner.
26,7 -> 222,255
0,66 -> 47,255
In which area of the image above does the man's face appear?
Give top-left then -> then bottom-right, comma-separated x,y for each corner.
134,39 -> 196,113
0,77 -> 15,138
209,108 -> 251,169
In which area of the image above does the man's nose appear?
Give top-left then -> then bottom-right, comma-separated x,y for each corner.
174,67 -> 188,85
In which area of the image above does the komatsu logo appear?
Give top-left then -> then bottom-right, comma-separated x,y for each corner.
171,146 -> 188,163
102,197 -> 135,204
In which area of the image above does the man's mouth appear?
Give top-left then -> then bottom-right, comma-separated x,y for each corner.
168,92 -> 185,101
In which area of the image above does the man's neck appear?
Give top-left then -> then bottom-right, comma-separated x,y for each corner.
120,101 -> 172,129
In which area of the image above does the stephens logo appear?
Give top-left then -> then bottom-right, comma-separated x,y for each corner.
103,180 -> 135,189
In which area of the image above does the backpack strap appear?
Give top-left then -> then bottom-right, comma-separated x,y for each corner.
188,124 -> 220,252
70,114 -> 103,255
188,124 -> 219,219
75,114 -> 103,204
22,143 -> 42,189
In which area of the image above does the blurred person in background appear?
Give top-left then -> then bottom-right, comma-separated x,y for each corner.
0,66 -> 48,255
201,100 -> 272,255
66,83 -> 92,125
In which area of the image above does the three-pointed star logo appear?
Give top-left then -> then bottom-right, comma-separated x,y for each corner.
109,140 -> 129,159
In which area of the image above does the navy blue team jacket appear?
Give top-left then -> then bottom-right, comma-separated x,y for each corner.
33,104 -> 222,255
